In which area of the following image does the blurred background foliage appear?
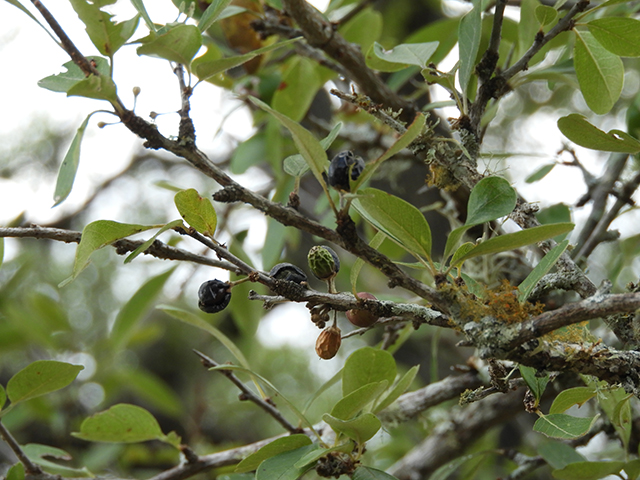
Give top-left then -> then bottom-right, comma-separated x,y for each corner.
2,0 -> 640,478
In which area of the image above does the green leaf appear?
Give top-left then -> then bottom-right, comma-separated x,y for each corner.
322,412 -> 381,443
535,5 -> 557,26
588,17 -> 640,57
249,96 -> 328,191
137,24 -> 203,66
235,435 -> 312,473
110,268 -> 175,352
174,188 -> 217,236
72,404 -> 165,443
353,113 -> 426,190
352,466 -> 400,480
272,57 -> 322,122
69,0 -> 139,56
351,231 -> 385,293
339,7 -> 382,52
518,239 -> 569,301
130,0 -> 156,32
549,386 -> 596,414
6,463 -> 25,480
612,393 -> 633,450
193,37 -> 300,81
458,0 -> 482,92
158,305 -> 250,368
22,444 -> 94,478
0,383 -> 6,409
520,365 -> 549,402
526,163 -> 555,183
0,238 -> 4,270
199,0 -> 233,32
624,459 -> 640,480
557,114 -> 640,153
452,223 -> 575,266
7,361 -> 83,405
63,220 -> 158,285
353,188 -> 432,260
125,220 -> 183,263
533,413 -> 599,439
283,122 -> 342,177
292,444 -> 349,469
574,29 -> 623,115
552,461 -> 625,480
518,0 -> 541,59
39,58 -> 118,103
372,42 -> 439,68
255,445 -> 316,480
366,43 -> 410,72
374,365 -> 419,413
467,176 -> 517,225
53,115 -> 91,207
538,441 -> 586,469
343,347 -> 396,397
443,176 -> 517,261
330,381 -> 388,420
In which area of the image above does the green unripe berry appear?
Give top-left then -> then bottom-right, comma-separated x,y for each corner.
308,246 -> 340,281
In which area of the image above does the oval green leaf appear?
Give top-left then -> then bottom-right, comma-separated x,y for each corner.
552,461 -> 625,480
525,163 -> 555,183
235,435 -> 312,473
520,365 -> 549,402
549,386 -> 597,415
330,381 -> 388,420
343,347 -> 396,397
574,30 -> 623,115
255,445 -> 316,480
588,17 -> 640,57
174,188 -> 217,236
557,114 -> 640,153
7,360 -> 84,405
535,5 -> 557,26
72,404 -> 164,443
372,41 -> 439,69
322,412 -> 381,443
466,176 -> 517,226
353,188 -> 432,260
533,413 -> 599,439
537,441 -> 585,470
137,24 -> 202,66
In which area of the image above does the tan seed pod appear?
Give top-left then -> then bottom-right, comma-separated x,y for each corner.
315,325 -> 342,360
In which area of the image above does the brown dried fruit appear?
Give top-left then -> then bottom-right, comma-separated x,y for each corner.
346,292 -> 379,327
315,325 -> 342,360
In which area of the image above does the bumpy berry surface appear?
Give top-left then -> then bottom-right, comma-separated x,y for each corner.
327,151 -> 364,192
198,279 -> 232,313
269,263 -> 308,284
308,245 -> 340,280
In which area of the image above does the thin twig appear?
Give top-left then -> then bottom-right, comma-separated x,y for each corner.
0,421 -> 42,474
193,350 -> 302,434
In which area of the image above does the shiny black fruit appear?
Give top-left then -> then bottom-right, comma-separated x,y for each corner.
198,279 -> 232,313
327,151 -> 365,192
269,263 -> 308,284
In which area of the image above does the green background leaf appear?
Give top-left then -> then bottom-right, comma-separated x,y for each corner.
53,115 -> 91,206
343,347 -> 396,397
72,404 -> 165,443
137,24 -> 203,66
174,188 -> 217,236
7,361 -> 84,405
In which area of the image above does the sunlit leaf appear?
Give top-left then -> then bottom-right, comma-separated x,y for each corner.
53,115 -> 91,207
137,24 -> 203,66
39,58 -> 118,103
533,413 -> 599,439
174,188 -> 217,236
588,17 -> 640,57
343,347 -> 396,397
353,188 -> 432,260
574,29 -> 623,115
7,361 -> 84,405
548,386 -> 596,415
557,114 -> 640,153
199,0 -> 233,32
72,404 -> 166,443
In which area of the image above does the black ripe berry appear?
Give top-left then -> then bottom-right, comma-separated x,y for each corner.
198,279 -> 231,314
269,263 -> 308,285
328,151 -> 365,192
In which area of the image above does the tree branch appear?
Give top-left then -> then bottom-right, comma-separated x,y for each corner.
0,421 -> 42,475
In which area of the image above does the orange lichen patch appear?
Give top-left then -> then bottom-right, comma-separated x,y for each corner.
459,280 -> 544,324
